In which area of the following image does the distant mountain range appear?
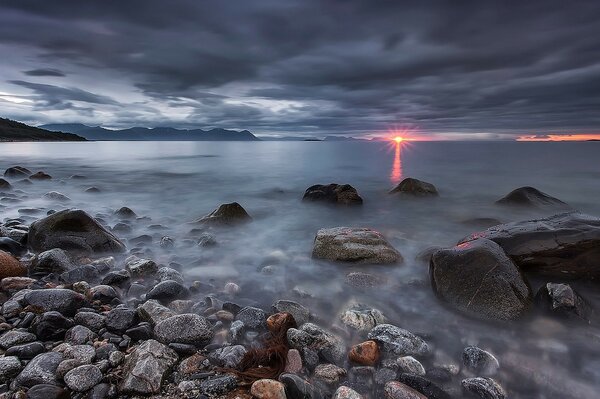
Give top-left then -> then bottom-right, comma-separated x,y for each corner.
41,123 -> 259,141
0,118 -> 86,142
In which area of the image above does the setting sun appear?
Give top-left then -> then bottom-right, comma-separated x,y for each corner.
393,136 -> 404,143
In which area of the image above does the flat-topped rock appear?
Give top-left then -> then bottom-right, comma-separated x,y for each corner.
28,209 -> 126,255
459,212 -> 600,278
390,178 -> 438,197
303,183 -> 363,205
496,186 -> 568,208
430,238 -> 532,321
312,227 -> 402,264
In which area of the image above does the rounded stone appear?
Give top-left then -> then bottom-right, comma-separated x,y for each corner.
154,313 -> 213,345
64,364 -> 102,392
250,378 -> 286,399
349,340 -> 380,366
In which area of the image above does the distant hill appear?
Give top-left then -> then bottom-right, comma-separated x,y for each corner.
0,118 -> 86,142
41,123 -> 260,141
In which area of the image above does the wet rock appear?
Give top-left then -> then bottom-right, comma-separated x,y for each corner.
64,364 -> 102,392
61,265 -> 101,284
0,330 -> 37,349
114,207 -> 136,219
125,322 -> 153,341
147,280 -> 189,303
137,299 -> 175,325
198,233 -> 218,247
154,313 -> 213,345
85,187 -> 100,193
25,384 -> 69,399
0,356 -> 22,383
105,307 -> 138,333
124,256 -> 158,277
367,324 -> 429,357
235,306 -> 267,329
279,373 -> 324,399
209,345 -> 247,368
462,346 -> 499,376
397,374 -> 451,399
341,303 -> 385,332
389,178 -> 438,197
0,237 -> 26,257
430,239 -> 532,321
287,323 -> 346,365
159,236 -> 174,249
273,300 -> 309,325
89,285 -> 118,303
14,352 -> 63,388
43,191 -> 71,203
119,339 -> 178,394
5,341 -> 45,359
74,312 -> 105,332
157,266 -> 184,283
101,269 -> 130,288
333,386 -> 363,399
314,363 -> 347,385
396,356 -> 426,376
195,202 -> 252,227
200,374 -> 238,396
30,248 -> 76,277
65,325 -> 97,345
23,289 -> 87,316
29,171 -> 52,180
112,222 -> 131,234
535,282 -> 592,322
31,311 -> 73,340
303,183 -> 363,205
496,186 -> 568,208
461,377 -> 506,399
4,166 -> 31,179
28,209 -> 126,255
0,250 -> 26,279
312,227 -> 402,264
251,379 -> 287,399
349,341 -> 380,366
0,178 -> 11,191
458,212 -> 600,278
384,381 -> 427,399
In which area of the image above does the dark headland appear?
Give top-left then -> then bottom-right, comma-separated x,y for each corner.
0,118 -> 86,142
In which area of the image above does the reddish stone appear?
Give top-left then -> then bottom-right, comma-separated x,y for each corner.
349,340 -> 380,366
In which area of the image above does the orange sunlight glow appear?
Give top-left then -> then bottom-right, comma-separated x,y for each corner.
393,136 -> 404,143
517,134 -> 600,142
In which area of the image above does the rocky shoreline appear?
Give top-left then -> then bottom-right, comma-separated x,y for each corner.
0,173 -> 599,398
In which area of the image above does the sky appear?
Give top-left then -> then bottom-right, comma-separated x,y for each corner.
1,0 -> 599,140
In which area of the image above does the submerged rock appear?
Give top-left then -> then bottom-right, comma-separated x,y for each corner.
120,339 -> 178,394
389,178 -> 438,197
28,209 -> 126,255
535,282 -> 592,322
430,238 -> 532,321
303,183 -> 363,205
42,191 -> 71,203
29,171 -> 52,180
496,186 -> 568,208
312,227 -> 402,264
459,212 -> 600,278
0,178 -> 11,191
367,324 -> 429,357
462,346 -> 500,376
195,202 -> 251,226
114,206 -> 137,219
461,377 -> 506,399
4,166 -> 31,179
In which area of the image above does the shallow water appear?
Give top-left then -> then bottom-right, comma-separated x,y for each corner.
2,140 -> 600,397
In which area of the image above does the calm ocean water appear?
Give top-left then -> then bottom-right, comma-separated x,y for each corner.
1,140 -> 599,397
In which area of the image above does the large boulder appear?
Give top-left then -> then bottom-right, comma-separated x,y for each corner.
28,209 -> 126,255
120,339 -> 178,394
194,202 -> 251,226
430,238 -> 532,321
154,314 -> 213,345
495,186 -> 568,208
302,183 -> 363,205
389,178 -> 438,197
0,250 -> 26,279
312,227 -> 402,264
23,289 -> 87,316
459,212 -> 600,278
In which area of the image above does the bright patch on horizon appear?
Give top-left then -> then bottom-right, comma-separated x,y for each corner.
393,136 -> 404,143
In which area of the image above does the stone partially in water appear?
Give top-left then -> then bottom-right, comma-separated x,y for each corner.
302,183 -> 363,205
496,186 -> 568,208
0,178 -> 11,191
389,178 -> 438,197
367,324 -> 429,357
430,239 -> 532,321
4,166 -> 31,179
458,212 -> 600,278
384,381 -> 427,399
461,377 -> 506,399
194,202 -> 252,227
340,303 -> 386,332
312,227 -> 402,264
535,282 -> 592,322
42,191 -> 71,203
462,346 -> 500,376
28,209 -> 126,255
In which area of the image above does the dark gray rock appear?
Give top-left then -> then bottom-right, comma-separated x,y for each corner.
25,384 -> 68,399
105,307 -> 138,333
64,364 -> 102,392
114,207 -> 136,219
280,373 -> 324,399
459,212 -> 600,278
303,183 -> 363,205
195,202 -> 252,227
65,325 -> 97,345
535,282 -> 592,322
74,312 -> 105,332
287,323 -> 346,365
43,191 -> 71,203
0,330 -> 37,349
89,285 -> 119,304
367,324 -> 429,357
147,280 -> 189,303
200,375 -> 238,396
31,311 -> 73,340
0,236 -> 26,257
461,377 -> 506,399
496,186 -> 568,208
390,178 -> 438,197
137,300 -> 175,325
119,339 -> 178,394
154,313 -> 213,345
273,300 -> 310,325
209,345 -> 247,368
462,346 -> 500,376
30,249 -> 76,277
125,323 -> 153,341
235,306 -> 267,329
157,267 -> 183,283
23,289 -> 87,316
100,270 -> 130,288
4,166 -> 31,179
5,341 -> 45,359
0,356 -> 22,383
124,256 -> 158,277
397,373 -> 451,399
14,352 -> 63,388
28,209 -> 126,255
384,381 -> 427,399
430,238 -> 532,321
61,265 -> 101,284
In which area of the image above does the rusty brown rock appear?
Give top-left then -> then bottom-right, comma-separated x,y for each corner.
349,340 -> 380,366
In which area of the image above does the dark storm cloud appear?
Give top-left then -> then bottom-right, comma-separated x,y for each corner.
1,0 -> 599,137
23,68 -> 65,77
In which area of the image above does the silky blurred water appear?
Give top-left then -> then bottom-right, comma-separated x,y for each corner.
1,140 -> 599,397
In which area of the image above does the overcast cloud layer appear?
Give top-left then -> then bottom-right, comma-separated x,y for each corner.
1,0 -> 599,139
